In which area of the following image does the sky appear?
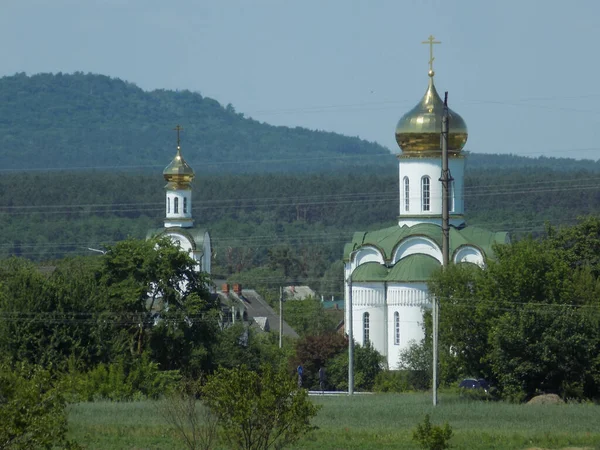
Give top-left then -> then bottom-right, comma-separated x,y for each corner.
2,0 -> 600,160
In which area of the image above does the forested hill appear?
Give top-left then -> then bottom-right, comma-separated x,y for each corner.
0,72 -> 395,173
1,72 -> 599,174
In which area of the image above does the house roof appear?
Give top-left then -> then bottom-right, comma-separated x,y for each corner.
219,288 -> 299,339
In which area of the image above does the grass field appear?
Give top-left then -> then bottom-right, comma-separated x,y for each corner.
68,392 -> 600,449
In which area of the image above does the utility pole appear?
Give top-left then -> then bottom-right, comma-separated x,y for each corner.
434,91 -> 452,406
348,276 -> 354,395
279,286 -> 283,348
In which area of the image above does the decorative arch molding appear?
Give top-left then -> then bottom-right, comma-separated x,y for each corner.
392,236 -> 442,265
351,246 -> 385,267
453,245 -> 485,267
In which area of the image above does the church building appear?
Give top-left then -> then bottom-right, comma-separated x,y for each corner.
147,126 -> 212,274
343,38 -> 508,369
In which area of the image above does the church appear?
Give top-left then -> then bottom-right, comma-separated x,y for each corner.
343,38 -> 509,369
146,126 -> 212,274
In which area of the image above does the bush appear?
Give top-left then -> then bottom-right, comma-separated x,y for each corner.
412,414 -> 453,450
373,371 -> 411,393
202,365 -> 321,449
65,355 -> 180,401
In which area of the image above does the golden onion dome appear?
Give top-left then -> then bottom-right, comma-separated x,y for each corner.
163,146 -> 194,189
395,71 -> 468,156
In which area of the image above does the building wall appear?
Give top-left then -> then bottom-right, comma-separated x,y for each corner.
398,157 -> 465,227
346,280 -> 430,369
165,188 -> 194,228
386,282 -> 429,369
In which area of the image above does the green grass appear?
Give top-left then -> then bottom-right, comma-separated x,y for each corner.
68,393 -> 600,449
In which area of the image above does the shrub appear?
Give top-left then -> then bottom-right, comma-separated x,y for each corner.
202,365 -> 321,449
373,370 -> 410,393
412,414 -> 453,450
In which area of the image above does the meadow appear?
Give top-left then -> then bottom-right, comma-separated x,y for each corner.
68,392 -> 600,449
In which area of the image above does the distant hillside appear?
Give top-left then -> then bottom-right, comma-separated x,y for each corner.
0,72 -> 396,173
1,72 -> 599,174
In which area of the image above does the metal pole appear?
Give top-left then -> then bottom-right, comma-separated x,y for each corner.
434,91 -> 451,406
279,286 -> 283,349
348,276 -> 354,395
441,94 -> 450,267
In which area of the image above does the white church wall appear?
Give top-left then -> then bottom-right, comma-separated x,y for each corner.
387,283 -> 429,369
398,157 -> 465,227
165,189 -> 193,228
453,245 -> 484,267
202,232 -> 211,274
392,236 -> 442,265
348,283 -> 386,358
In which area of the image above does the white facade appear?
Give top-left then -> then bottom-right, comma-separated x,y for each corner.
165,188 -> 194,228
398,156 -> 465,228
165,230 -> 212,274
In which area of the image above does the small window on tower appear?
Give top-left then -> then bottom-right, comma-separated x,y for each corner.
422,176 -> 430,211
183,197 -> 188,214
174,198 -> 179,214
394,311 -> 400,345
450,180 -> 455,213
363,312 -> 370,343
167,198 -> 170,214
403,177 -> 410,212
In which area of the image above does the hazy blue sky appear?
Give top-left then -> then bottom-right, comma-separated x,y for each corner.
2,0 -> 600,159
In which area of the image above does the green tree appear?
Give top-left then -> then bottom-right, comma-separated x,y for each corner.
327,341 -> 384,391
0,362 -> 74,449
427,234 -> 600,400
202,365 -> 320,450
284,297 -> 338,337
99,237 -> 219,374
0,256 -> 108,371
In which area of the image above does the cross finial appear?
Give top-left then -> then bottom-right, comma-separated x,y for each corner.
173,125 -> 184,149
421,35 -> 441,75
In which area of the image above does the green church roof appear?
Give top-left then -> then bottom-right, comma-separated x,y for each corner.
350,254 -> 443,283
343,223 -> 508,263
386,254 -> 441,282
352,262 -> 389,282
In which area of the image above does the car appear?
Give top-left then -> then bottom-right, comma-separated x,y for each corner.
459,378 -> 489,393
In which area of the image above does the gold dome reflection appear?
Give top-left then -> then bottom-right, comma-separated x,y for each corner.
395,73 -> 468,156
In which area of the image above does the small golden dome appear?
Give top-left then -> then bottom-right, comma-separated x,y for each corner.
163,146 -> 194,189
395,73 -> 468,155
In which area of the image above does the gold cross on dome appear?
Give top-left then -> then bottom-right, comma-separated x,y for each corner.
173,125 -> 184,148
422,35 -> 441,73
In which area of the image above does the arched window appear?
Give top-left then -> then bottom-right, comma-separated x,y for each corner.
403,177 -> 410,212
363,312 -> 370,343
167,198 -> 170,214
183,197 -> 188,214
450,181 -> 455,213
174,197 -> 179,214
421,176 -> 430,211
394,312 -> 400,345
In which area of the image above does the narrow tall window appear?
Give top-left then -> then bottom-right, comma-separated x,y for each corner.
403,177 -> 410,212
167,198 -> 170,214
174,197 -> 179,214
422,176 -> 430,211
394,312 -> 400,345
363,312 -> 370,343
183,197 -> 188,214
